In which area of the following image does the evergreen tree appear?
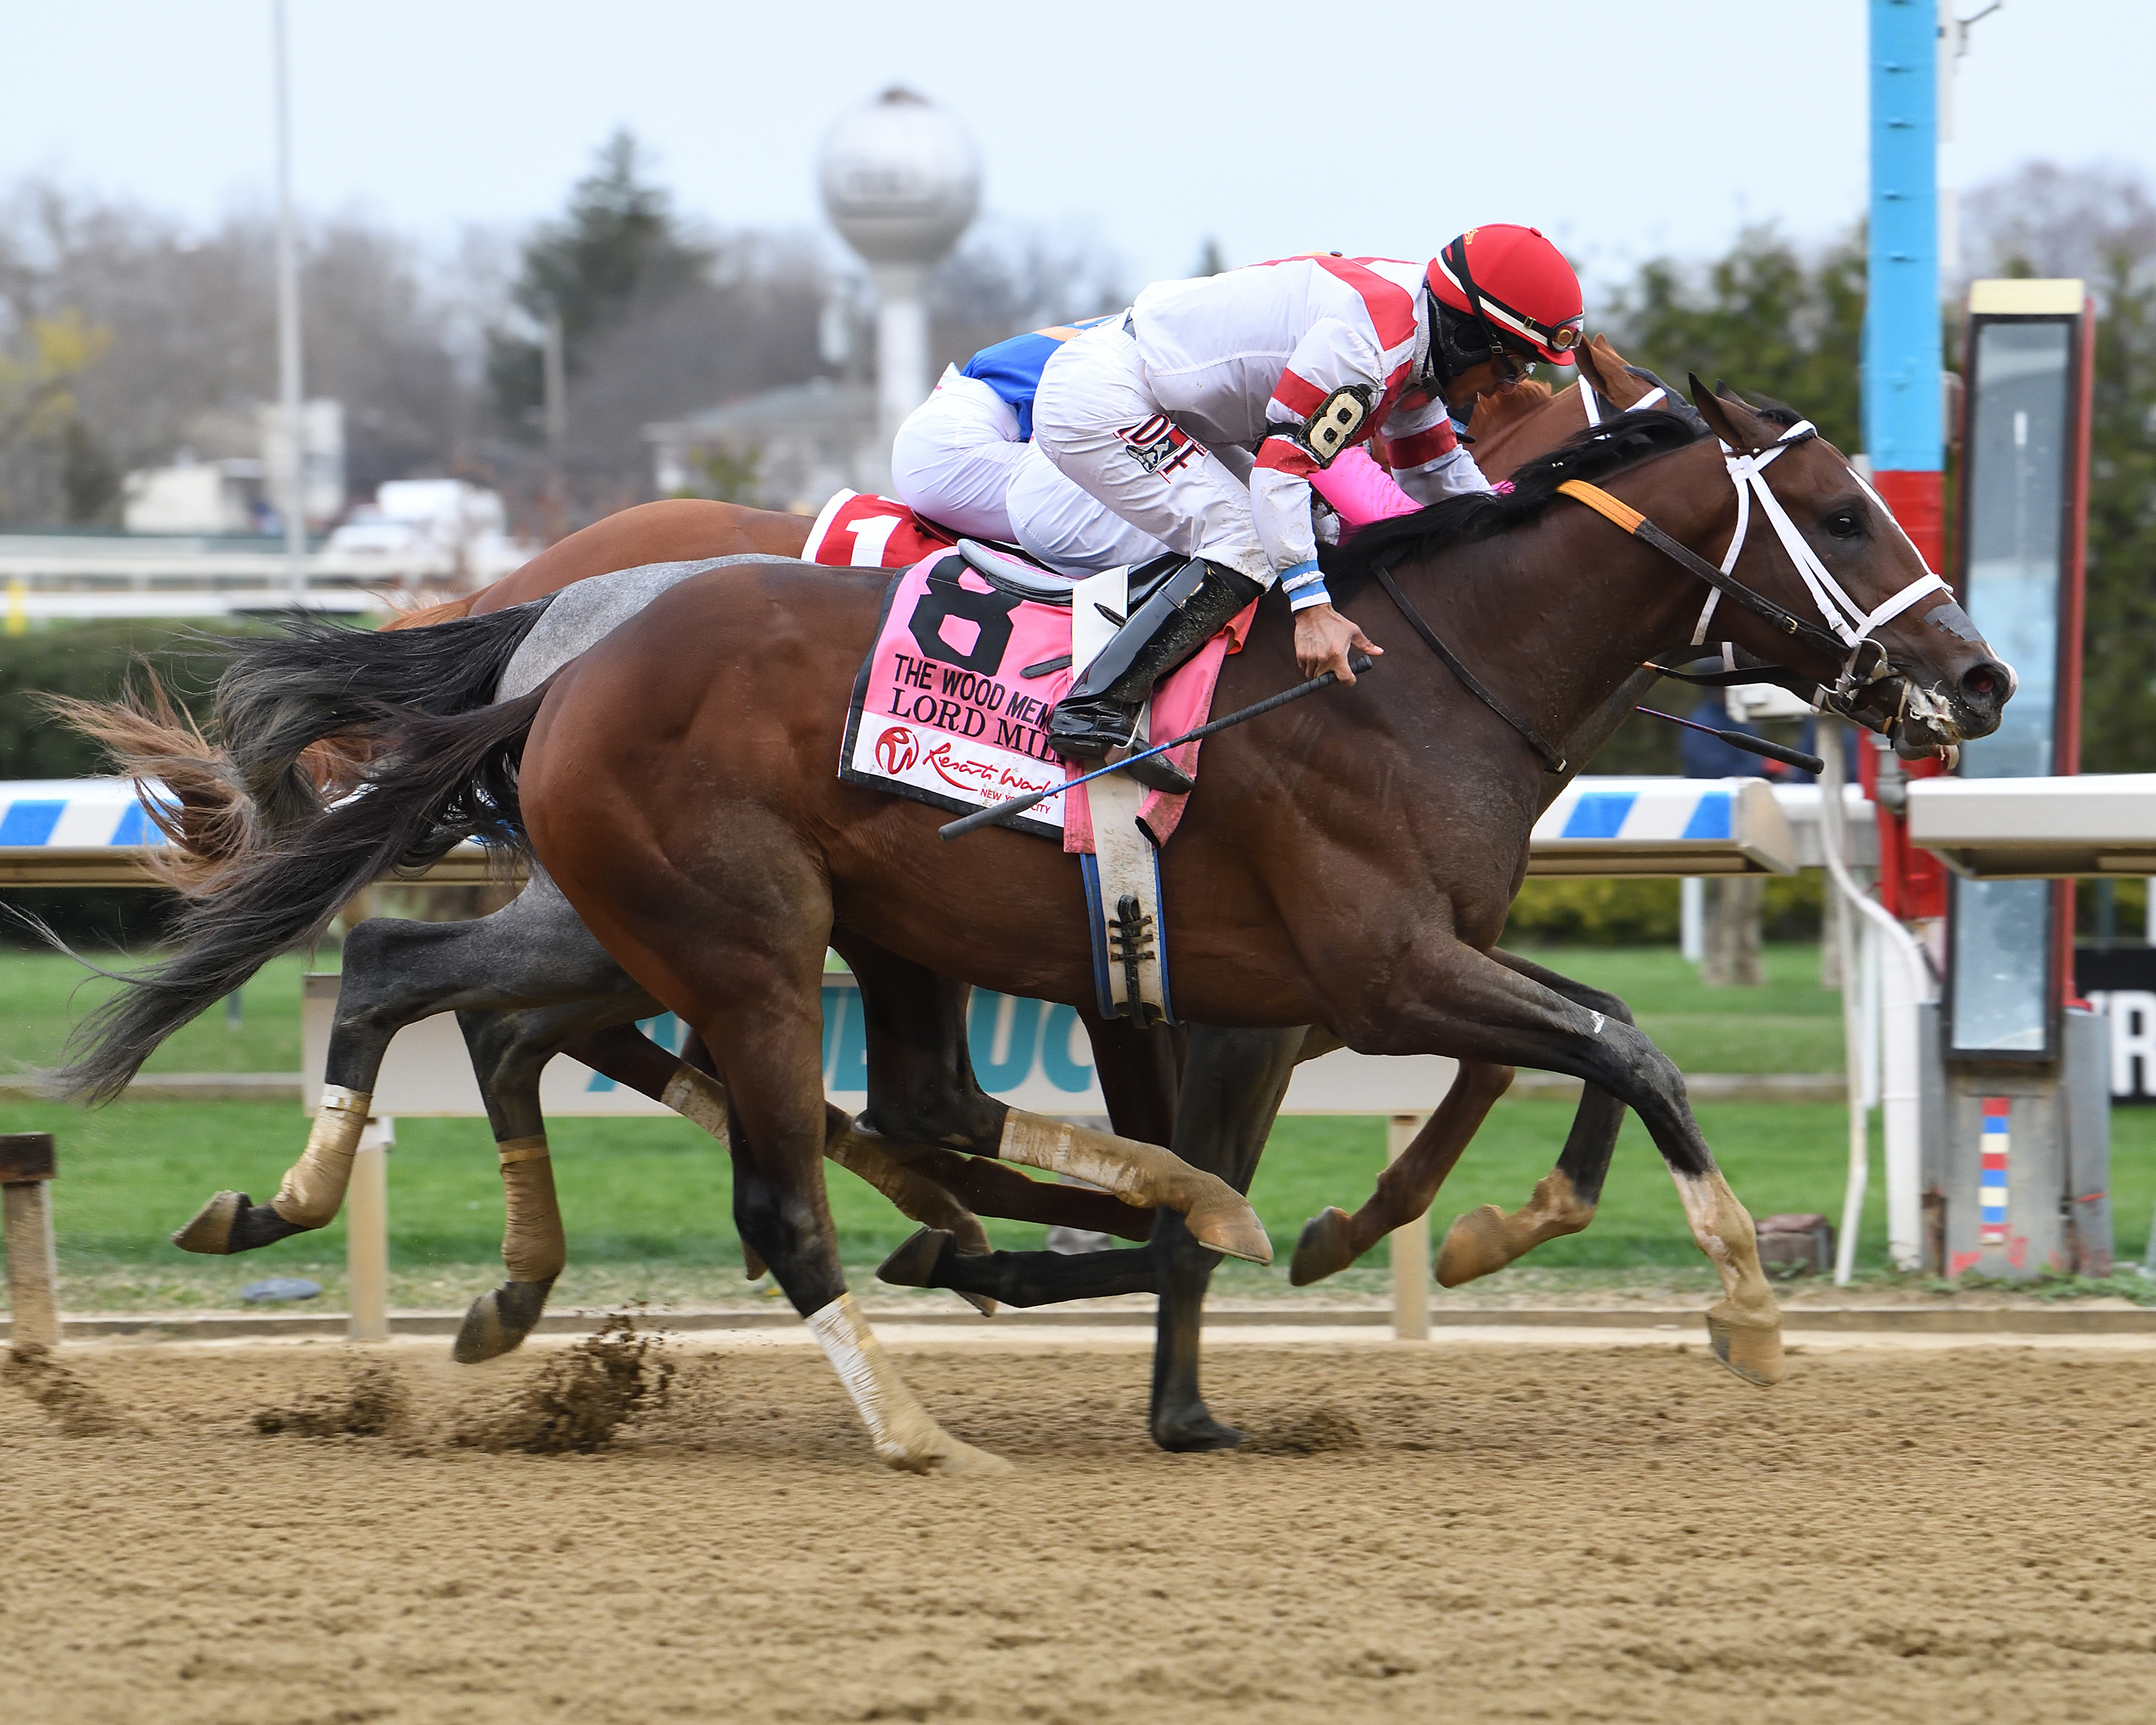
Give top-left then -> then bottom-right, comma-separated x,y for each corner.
487,131 -> 709,438
1604,224 -> 1866,450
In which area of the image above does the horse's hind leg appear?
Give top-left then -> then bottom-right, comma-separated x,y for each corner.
575,840 -> 1007,1474
171,912 -> 512,1256
448,1001 -> 659,1363
1289,1056 -> 1516,1285
1432,950 -> 1629,1287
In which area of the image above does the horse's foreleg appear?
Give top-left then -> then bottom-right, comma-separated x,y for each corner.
1147,1024 -> 1304,1452
1364,941 -> 1782,1385
607,847 -> 1008,1475
717,981 -> 1008,1476
1431,950 -> 1634,1287
1289,1058 -> 1515,1285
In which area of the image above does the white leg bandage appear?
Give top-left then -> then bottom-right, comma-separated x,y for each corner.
270,1085 -> 372,1228
1672,1169 -> 1779,1322
805,1292 -> 958,1471
998,1110 -> 1270,1263
497,1136 -> 566,1283
998,1110 -> 1189,1205
660,1065 -> 729,1142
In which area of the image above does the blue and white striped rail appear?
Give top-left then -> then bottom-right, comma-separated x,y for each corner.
0,778 -> 170,886
1530,776 -> 1799,876
2,774 -> 1815,886
0,777 -> 497,886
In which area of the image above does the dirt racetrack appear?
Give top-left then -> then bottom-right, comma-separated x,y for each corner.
6,1330 -> 2156,1724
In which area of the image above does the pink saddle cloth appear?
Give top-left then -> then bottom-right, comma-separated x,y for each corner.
839,550 -> 1252,852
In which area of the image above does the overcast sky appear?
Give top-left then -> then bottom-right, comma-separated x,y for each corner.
4,1 -> 2150,298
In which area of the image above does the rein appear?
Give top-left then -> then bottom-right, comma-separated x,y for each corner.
1372,566 -> 1570,775
1368,411 -> 1949,776
1557,417 -> 1948,705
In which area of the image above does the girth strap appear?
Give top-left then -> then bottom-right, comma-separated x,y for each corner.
1373,566 -> 1569,774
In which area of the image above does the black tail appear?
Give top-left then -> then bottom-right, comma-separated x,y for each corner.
213,599 -> 553,840
50,686 -> 549,1105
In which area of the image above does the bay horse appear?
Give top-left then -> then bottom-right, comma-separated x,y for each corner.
66,381 -> 2006,1472
62,347 -> 1684,1402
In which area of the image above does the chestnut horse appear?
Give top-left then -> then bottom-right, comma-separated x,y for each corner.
72,382 -> 2006,1472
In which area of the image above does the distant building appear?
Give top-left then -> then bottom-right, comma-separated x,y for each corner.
643,378 -> 883,515
327,479 -> 531,587
121,456 -> 266,535
122,396 -> 346,535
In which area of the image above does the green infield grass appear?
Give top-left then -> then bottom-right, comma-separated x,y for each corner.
5,1093 -> 2150,1314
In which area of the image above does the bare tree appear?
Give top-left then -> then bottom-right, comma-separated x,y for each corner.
0,180 -> 478,525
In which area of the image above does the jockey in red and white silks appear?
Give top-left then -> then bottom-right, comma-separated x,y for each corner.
1031,226 -> 1585,707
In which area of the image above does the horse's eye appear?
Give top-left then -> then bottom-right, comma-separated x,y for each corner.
1824,508 -> 1864,538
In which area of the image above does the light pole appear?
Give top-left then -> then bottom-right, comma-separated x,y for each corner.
272,0 -> 305,606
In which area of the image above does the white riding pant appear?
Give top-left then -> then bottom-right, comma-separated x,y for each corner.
890,373 -> 1029,543
1030,320 -> 1273,587
1005,445 -> 1171,575
891,367 -> 1170,576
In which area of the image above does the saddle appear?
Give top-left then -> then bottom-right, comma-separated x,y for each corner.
838,544 -> 1254,1026
957,540 -> 1189,617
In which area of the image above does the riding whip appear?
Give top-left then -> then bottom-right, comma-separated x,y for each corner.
1633,705 -> 1825,774
938,653 -> 1375,842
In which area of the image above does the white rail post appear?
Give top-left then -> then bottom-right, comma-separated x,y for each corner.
1387,1113 -> 1430,1340
346,1115 -> 392,1343
1,1133 -> 60,1348
1818,729 -> 1935,1272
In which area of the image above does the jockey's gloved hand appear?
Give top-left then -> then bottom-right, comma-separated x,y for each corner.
1294,603 -> 1381,685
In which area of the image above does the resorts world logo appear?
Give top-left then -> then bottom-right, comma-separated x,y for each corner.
875,725 -> 919,776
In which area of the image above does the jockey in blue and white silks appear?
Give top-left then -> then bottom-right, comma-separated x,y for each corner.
890,318 -> 1171,575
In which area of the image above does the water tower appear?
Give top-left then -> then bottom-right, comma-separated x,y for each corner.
819,88 -> 981,452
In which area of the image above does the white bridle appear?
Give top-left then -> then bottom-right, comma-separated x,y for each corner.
1689,419 -> 1950,671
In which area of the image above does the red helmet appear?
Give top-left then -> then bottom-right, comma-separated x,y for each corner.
1425,225 -> 1584,367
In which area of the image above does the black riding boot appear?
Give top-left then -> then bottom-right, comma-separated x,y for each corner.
1047,558 -> 1264,793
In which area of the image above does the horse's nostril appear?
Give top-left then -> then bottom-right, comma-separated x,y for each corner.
1962,663 -> 2001,701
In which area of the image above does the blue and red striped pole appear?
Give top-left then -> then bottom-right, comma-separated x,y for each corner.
1864,0 -> 1950,922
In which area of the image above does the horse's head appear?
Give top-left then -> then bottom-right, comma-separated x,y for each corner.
1687,379 -> 2012,760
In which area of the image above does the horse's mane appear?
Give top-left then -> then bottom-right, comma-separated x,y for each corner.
1323,406 -> 1708,598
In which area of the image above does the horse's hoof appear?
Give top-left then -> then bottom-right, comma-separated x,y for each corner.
876,1227 -> 953,1289
172,1190 -> 247,1254
1185,1197 -> 1273,1266
451,1279 -> 553,1364
1289,1208 -> 1358,1286
1153,1409 -> 1245,1453
1435,1204 -> 1514,1288
949,1254 -> 999,1320
887,1434 -> 1015,1477
1705,1308 -> 1784,1387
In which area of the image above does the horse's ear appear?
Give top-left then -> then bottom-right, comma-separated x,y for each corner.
1688,373 -> 1759,450
1574,336 -> 1613,400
